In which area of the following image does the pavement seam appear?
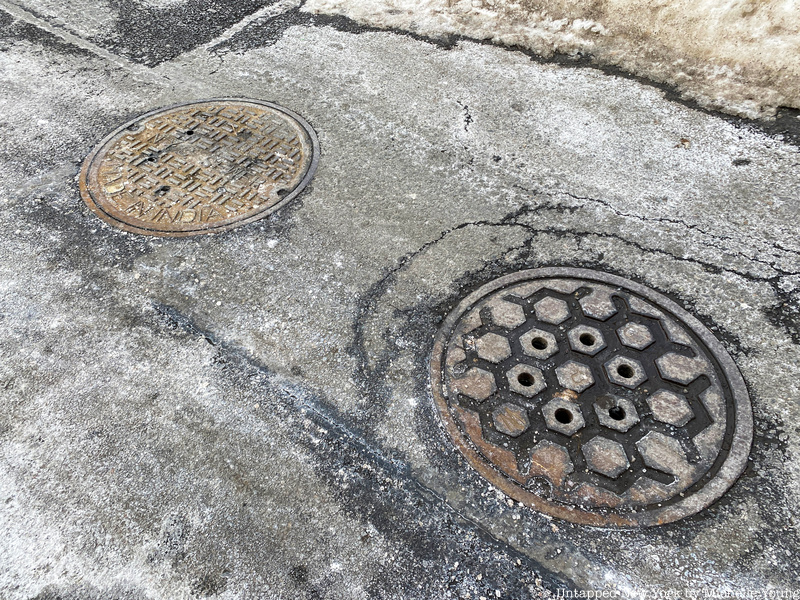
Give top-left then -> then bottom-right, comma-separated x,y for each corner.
145,302 -> 574,593
199,0 -> 303,52
0,0 -> 148,75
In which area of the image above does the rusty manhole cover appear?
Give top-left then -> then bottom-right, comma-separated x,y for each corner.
430,268 -> 752,527
79,98 -> 319,236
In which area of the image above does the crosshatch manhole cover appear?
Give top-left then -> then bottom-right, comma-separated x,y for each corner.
79,98 -> 319,236
430,268 -> 753,527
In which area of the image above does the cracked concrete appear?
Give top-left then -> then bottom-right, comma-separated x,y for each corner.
0,0 -> 799,598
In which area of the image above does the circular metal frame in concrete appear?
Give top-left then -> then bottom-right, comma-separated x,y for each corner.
430,267 -> 752,527
79,98 -> 319,237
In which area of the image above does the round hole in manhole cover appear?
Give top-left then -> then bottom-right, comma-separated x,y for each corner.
79,98 -> 319,237
430,267 -> 752,527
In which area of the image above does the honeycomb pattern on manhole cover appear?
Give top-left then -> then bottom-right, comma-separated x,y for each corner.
79,98 -> 319,236
430,268 -> 753,527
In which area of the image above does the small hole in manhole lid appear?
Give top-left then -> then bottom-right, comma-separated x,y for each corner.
276,188 -> 289,197
554,408 -> 573,424
617,364 -> 635,378
517,372 -> 534,387
155,185 -> 171,196
579,333 -> 596,346
609,406 -> 626,420
531,337 -> 548,350
126,123 -> 140,131
186,130 -> 195,135
147,156 -> 157,162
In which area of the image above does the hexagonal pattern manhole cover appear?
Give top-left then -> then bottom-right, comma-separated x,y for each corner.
430,268 -> 752,527
80,98 -> 319,236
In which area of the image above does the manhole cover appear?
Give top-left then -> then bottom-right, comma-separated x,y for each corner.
430,268 -> 752,527
79,98 -> 319,236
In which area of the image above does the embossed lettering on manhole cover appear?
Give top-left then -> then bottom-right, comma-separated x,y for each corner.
430,268 -> 752,527
79,98 -> 319,236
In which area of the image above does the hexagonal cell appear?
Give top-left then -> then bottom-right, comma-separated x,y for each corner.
655,353 -> 707,385
604,356 -> 647,389
636,431 -> 688,476
506,363 -> 547,398
582,436 -> 630,478
475,332 -> 512,364
617,322 -> 655,350
593,396 -> 640,432
519,327 -> 558,360
647,389 -> 694,427
578,289 -> 618,321
567,325 -> 606,356
533,297 -> 571,325
555,360 -> 595,393
446,346 -> 467,371
492,403 -> 530,437
451,368 -> 496,403
542,397 -> 586,436
486,298 -> 527,329
528,440 -> 574,487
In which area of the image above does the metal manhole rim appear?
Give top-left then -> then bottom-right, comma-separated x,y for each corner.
430,266 -> 753,527
79,97 -> 321,237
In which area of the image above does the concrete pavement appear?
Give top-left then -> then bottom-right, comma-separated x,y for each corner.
0,1 -> 799,598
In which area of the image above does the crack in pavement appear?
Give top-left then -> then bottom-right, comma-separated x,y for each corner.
561,191 -> 800,257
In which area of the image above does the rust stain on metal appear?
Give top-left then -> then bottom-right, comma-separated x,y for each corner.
456,406 -> 529,485
80,98 -> 319,237
430,268 -> 753,527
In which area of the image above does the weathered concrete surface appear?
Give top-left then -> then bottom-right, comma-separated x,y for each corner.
304,0 -> 800,120
0,1 -> 799,598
